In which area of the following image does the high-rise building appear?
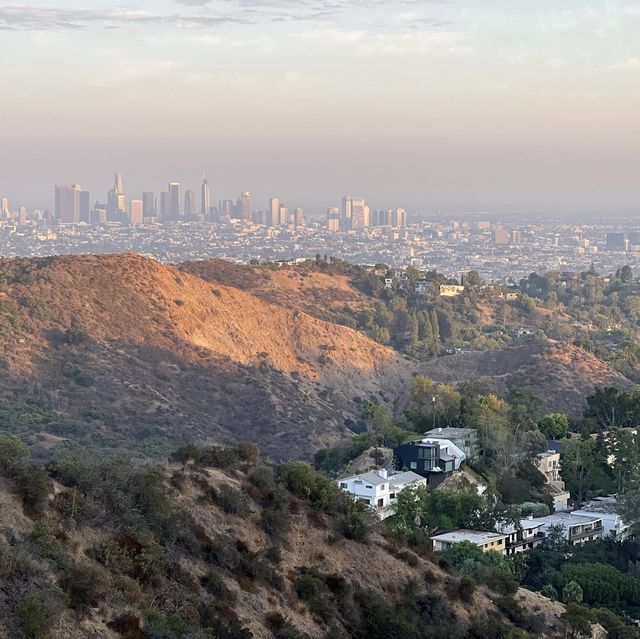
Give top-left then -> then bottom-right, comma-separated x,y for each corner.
341,196 -> 353,231
395,208 -> 407,228
326,207 -> 340,231
130,199 -> 143,225
201,175 -> 211,216
294,208 -> 306,229
494,229 -> 510,246
79,191 -> 91,222
160,191 -> 171,219
55,184 -> 81,223
169,182 -> 181,219
236,192 -> 251,221
1,198 -> 9,215
107,173 -> 126,217
269,197 -> 280,227
220,200 -> 234,219
279,205 -> 288,226
511,230 -> 522,244
606,233 -> 625,252
142,192 -> 155,218
350,197 -> 369,229
184,190 -> 196,217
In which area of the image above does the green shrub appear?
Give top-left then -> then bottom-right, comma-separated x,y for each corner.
17,588 -> 68,639
216,485 -> 250,517
59,564 -> 107,614
295,570 -> 333,622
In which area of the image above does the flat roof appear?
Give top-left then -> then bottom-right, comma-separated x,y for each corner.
534,512 -> 602,527
431,529 -> 508,545
424,427 -> 476,437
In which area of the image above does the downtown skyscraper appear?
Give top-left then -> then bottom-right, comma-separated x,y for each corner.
201,174 -> 211,216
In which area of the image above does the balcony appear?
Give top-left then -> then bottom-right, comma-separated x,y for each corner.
507,532 -> 544,548
569,526 -> 603,542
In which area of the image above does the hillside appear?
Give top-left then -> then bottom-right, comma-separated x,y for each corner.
0,440 -> 578,639
179,260 -> 374,322
421,340 -> 634,416
0,255 -> 413,460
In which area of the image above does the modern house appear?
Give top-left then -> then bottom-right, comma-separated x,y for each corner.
536,451 -> 571,512
431,530 -> 509,555
394,438 -> 466,486
424,427 -> 479,460
573,496 -> 629,540
336,469 -> 426,519
534,512 -> 604,545
499,519 -> 545,555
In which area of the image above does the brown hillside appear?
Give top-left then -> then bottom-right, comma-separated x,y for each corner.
179,259 -> 374,321
421,340 -> 634,416
0,454 -> 576,639
0,254 -> 413,460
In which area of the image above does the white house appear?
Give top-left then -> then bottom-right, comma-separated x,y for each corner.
431,530 -> 509,555
337,469 -> 426,519
533,512 -> 603,545
573,496 -> 629,540
498,519 -> 545,555
536,451 -> 570,512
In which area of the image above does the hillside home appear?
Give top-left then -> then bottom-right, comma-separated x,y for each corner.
431,530 -> 509,555
499,519 -> 545,555
573,496 -> 629,540
536,451 -> 570,511
424,427 -> 479,460
534,512 -> 604,545
439,284 -> 465,297
336,469 -> 426,519
394,438 -> 466,486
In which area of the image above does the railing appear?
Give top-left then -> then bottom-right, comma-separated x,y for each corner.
569,526 -> 603,542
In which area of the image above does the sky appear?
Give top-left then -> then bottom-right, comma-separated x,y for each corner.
1,0 -> 639,213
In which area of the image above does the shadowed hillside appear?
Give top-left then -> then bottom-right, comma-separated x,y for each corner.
420,341 -> 633,416
0,254 -> 413,460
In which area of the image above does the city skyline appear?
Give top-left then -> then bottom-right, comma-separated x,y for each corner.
1,1 -> 639,212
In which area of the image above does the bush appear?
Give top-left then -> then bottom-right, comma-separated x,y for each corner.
295,570 -> 333,621
200,570 -> 235,602
338,507 -> 375,542
248,465 -> 276,494
59,564 -> 107,614
216,485 -> 250,517
459,575 -> 476,602
262,503 -> 291,540
17,588 -> 68,639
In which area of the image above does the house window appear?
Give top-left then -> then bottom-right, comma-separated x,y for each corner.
380,485 -> 385,490
365,485 -> 373,489
339,483 -> 347,489
390,493 -> 396,499
410,462 -> 417,470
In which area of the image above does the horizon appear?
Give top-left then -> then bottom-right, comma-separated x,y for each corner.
1,1 -> 639,212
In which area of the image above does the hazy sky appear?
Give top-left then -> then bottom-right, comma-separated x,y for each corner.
1,0 -> 639,212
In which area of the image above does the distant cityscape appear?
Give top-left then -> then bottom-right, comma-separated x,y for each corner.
1,172 -> 640,282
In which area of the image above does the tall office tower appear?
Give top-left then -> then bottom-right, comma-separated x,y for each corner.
142,192 -> 155,218
269,197 -> 280,227
201,174 -> 211,216
55,184 -> 81,223
341,196 -> 353,231
350,197 -> 369,229
326,207 -> 340,231
606,232 -> 626,251
169,182 -> 181,219
1,198 -> 8,215
279,205 -> 288,226
493,228 -> 510,245
236,192 -> 251,221
220,200 -> 234,218
184,190 -> 196,217
115,173 -> 124,196
79,191 -> 91,222
130,200 -> 143,225
294,208 -> 306,229
252,210 -> 264,225
395,208 -> 407,229
160,191 -> 171,219
511,230 -> 522,244
18,207 -> 28,226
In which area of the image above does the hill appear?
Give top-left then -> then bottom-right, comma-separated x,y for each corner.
420,340 -> 634,416
0,439 -> 579,639
179,260 -> 374,323
0,254 -> 413,460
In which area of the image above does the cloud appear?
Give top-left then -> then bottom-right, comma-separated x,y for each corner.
294,28 -> 469,56
610,57 -> 640,70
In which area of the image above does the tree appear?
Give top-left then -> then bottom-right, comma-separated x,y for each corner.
607,429 -> 640,494
585,387 -> 629,430
620,265 -> 633,283
538,413 -> 569,440
618,488 -> 640,538
561,439 -> 597,504
563,581 -> 584,604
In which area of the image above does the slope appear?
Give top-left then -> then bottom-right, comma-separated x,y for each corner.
420,340 -> 634,416
0,254 -> 413,460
